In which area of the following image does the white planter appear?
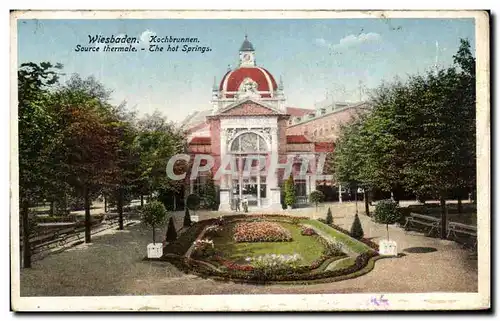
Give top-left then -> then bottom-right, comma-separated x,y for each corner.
147,243 -> 163,258
191,215 -> 199,223
378,239 -> 398,256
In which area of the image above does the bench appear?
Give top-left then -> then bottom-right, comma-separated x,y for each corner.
404,213 -> 441,236
447,222 -> 477,250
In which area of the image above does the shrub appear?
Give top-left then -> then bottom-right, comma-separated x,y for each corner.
284,175 -> 296,208
326,207 -> 333,225
141,200 -> 167,244
183,207 -> 192,227
233,221 -> 292,242
300,226 -> 317,236
202,172 -> 218,210
192,238 -> 215,258
165,216 -> 178,243
309,190 -> 325,209
186,194 -> 201,212
350,213 -> 364,239
374,199 -> 401,240
321,238 -> 345,256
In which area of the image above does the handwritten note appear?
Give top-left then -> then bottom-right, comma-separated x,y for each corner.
370,295 -> 390,308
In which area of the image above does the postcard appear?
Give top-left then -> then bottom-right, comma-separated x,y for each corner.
10,10 -> 490,311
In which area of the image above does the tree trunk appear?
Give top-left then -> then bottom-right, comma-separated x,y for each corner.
355,188 -> 358,215
364,190 -> 370,216
386,224 -> 389,241
140,195 -> 144,208
104,195 -> 108,213
84,186 -> 91,243
49,200 -> 55,216
21,200 -> 31,268
173,195 -> 176,211
152,223 -> 155,244
440,193 -> 447,239
457,197 -> 463,214
117,188 -> 124,230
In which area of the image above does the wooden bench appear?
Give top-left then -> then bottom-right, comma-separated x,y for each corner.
447,222 -> 477,250
404,213 -> 441,236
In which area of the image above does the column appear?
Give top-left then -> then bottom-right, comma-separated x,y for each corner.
268,127 -> 282,211
257,175 -> 261,207
339,183 -> 343,204
218,128 -> 232,211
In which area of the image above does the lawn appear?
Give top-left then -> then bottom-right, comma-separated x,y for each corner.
212,221 -> 325,265
304,219 -> 373,254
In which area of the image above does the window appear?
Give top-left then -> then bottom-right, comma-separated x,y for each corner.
230,132 -> 267,153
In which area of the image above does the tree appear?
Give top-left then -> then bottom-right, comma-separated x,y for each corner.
141,200 -> 167,244
309,190 -> 325,210
332,39 -> 476,239
18,62 -> 63,268
183,207 -> 192,227
350,213 -> 364,240
374,200 -> 400,240
284,174 -> 296,208
186,194 -> 201,214
202,171 -> 218,210
49,88 -> 120,243
109,110 -> 141,230
326,207 -> 333,225
166,217 -> 178,243
135,111 -> 186,206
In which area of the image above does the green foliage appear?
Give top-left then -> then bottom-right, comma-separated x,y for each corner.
374,199 -> 400,225
202,172 -> 218,210
183,207 -> 192,227
186,194 -> 201,211
309,190 -> 325,208
166,216 -> 178,243
284,175 -> 296,208
141,200 -> 167,227
326,208 -> 333,225
330,38 -> 476,203
350,214 -> 364,240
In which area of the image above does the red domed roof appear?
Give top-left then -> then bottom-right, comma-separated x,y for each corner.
219,67 -> 278,98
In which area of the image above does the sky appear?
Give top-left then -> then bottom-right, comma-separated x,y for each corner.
17,18 -> 475,123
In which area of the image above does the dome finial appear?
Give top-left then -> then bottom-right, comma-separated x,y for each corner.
239,35 -> 255,52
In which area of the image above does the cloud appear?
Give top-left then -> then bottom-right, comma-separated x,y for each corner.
315,32 -> 381,52
140,29 -> 156,45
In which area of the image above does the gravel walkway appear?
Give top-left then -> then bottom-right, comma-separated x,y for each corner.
20,206 -> 478,296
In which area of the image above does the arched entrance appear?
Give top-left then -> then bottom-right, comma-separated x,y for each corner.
228,131 -> 269,208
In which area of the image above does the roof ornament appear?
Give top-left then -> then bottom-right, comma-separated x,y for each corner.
227,64 -> 232,72
212,76 -> 218,91
239,35 -> 255,52
279,75 -> 284,90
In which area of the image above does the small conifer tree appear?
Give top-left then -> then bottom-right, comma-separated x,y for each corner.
350,213 -> 364,240
183,207 -> 192,227
166,216 -> 178,243
326,207 -> 333,225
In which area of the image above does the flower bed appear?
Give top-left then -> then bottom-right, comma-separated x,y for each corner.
159,214 -> 380,284
181,250 -> 379,284
300,226 -> 317,236
233,221 -> 292,242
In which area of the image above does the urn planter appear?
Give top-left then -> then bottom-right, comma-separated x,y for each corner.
147,243 -> 163,258
378,239 -> 398,256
